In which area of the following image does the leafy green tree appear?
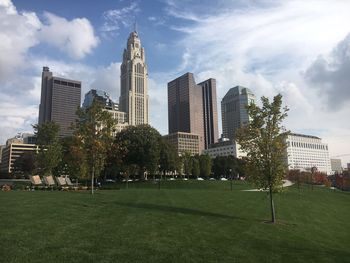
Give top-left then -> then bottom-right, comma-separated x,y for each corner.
236,94 -> 289,223
114,125 -> 162,180
182,152 -> 193,179
175,154 -> 183,178
159,138 -> 178,179
12,152 -> 36,178
199,154 -> 212,178
212,156 -> 224,179
56,136 -> 88,179
226,155 -> 240,178
192,156 -> 200,178
33,122 -> 62,176
212,156 -> 240,178
73,101 -> 115,194
103,140 -> 124,181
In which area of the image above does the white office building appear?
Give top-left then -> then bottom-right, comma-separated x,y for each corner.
330,159 -> 342,174
203,138 -> 245,159
285,133 -> 331,174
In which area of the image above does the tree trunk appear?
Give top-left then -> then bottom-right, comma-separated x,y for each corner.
126,173 -> 129,189
269,186 -> 276,223
91,164 -> 94,195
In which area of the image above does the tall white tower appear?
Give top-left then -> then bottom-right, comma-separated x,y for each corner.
119,30 -> 149,125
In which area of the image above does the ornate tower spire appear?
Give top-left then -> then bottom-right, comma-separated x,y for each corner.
119,29 -> 149,125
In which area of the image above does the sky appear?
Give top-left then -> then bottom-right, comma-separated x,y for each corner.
0,0 -> 350,165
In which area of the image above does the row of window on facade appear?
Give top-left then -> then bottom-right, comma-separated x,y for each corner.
288,141 -> 327,150
53,79 -> 81,88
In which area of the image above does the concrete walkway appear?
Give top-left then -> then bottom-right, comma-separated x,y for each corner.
242,179 -> 294,191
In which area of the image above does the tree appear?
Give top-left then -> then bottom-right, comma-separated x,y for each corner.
12,152 -> 36,178
175,154 -> 183,178
199,154 -> 212,178
236,94 -> 289,223
213,156 -> 224,179
114,125 -> 162,180
159,139 -> 178,179
212,155 -> 243,179
33,122 -> 62,176
56,136 -> 88,179
74,101 -> 115,194
192,156 -> 200,178
182,152 -> 193,179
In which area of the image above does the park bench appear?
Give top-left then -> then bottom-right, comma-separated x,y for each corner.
29,175 -> 44,190
55,176 -> 69,191
65,176 -> 78,190
43,175 -> 56,190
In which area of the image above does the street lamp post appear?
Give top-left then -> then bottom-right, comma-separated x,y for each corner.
230,169 -> 233,191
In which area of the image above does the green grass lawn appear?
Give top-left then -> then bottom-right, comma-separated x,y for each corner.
0,181 -> 349,263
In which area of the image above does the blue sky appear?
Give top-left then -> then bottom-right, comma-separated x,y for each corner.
1,0 -> 350,164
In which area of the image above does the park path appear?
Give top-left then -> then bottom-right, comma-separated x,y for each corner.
242,179 -> 294,192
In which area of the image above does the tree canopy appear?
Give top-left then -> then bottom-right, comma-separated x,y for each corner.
159,138 -> 178,177
73,101 -> 115,193
114,124 -> 162,179
33,122 -> 62,176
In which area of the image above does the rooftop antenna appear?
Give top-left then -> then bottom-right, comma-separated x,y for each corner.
133,18 -> 138,33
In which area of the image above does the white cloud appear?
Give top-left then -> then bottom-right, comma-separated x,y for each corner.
0,2 -> 40,79
0,0 -> 98,84
305,33 -> 350,109
101,2 -> 140,33
147,16 -> 165,26
39,12 -> 99,59
0,0 -> 16,14
89,62 -> 121,102
0,102 -> 38,145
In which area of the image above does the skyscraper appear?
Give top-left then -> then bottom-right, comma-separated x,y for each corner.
167,72 -> 219,151
198,78 -> 219,149
119,30 -> 149,125
221,86 -> 255,140
38,67 -> 81,137
83,89 -> 117,110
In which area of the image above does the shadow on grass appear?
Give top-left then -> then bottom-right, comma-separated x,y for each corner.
114,201 -> 253,221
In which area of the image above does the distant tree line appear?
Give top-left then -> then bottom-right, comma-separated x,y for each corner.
287,169 -> 350,190
8,101 -> 244,185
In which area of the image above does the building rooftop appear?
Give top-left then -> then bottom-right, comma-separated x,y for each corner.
223,86 -> 254,99
289,133 -> 320,139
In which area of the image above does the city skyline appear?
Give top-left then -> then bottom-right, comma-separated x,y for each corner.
1,0 -> 350,164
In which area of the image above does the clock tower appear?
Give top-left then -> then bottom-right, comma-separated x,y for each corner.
119,30 -> 149,125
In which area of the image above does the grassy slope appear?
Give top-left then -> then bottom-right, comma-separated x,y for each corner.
0,181 -> 349,263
